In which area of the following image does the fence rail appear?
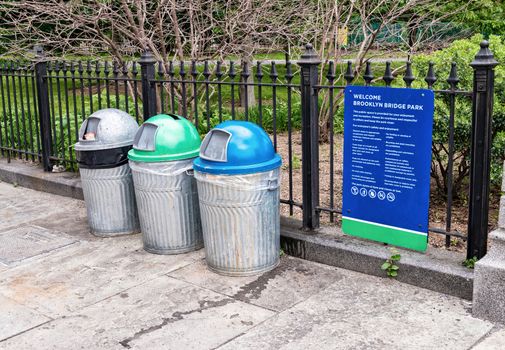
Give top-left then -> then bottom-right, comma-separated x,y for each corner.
0,41 -> 498,259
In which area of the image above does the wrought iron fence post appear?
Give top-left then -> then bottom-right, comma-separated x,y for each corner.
467,41 -> 498,259
139,50 -> 157,120
34,46 -> 52,171
298,44 -> 321,230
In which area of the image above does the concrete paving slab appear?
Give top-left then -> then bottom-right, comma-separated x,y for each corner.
0,182 -> 78,232
0,275 -> 274,350
169,256 -> 343,311
472,327 -> 505,350
0,294 -> 51,341
27,206 -> 96,242
219,270 -> 494,350
0,225 -> 77,265
0,236 -> 203,318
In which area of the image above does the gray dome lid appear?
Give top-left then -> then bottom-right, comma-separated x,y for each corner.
74,108 -> 139,151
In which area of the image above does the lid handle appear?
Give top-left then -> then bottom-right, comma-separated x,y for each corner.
79,117 -> 100,141
133,123 -> 158,151
199,129 -> 231,162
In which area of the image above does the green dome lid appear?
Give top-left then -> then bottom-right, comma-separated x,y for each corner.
128,114 -> 201,162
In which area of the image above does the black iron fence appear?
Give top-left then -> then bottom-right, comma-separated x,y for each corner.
0,42 -> 497,259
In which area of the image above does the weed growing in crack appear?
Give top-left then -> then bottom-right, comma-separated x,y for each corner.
381,247 -> 401,278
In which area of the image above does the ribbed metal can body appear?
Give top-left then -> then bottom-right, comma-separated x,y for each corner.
195,169 -> 280,276
130,160 -> 203,254
79,163 -> 140,237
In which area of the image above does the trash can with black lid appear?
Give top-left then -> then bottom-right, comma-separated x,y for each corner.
128,114 -> 203,254
193,121 -> 282,276
75,108 -> 140,237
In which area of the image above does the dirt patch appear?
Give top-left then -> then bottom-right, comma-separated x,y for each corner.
275,131 -> 500,252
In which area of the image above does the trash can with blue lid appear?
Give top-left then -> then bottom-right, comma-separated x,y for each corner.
193,121 -> 282,276
128,114 -> 203,254
74,108 -> 140,237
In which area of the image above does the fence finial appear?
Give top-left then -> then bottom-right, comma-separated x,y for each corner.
228,61 -> 236,78
363,61 -> 373,85
203,61 -> 211,79
403,61 -> 415,87
298,43 -> 321,65
139,49 -> 156,64
215,61 -> 223,78
343,61 -> 354,84
382,61 -> 394,86
269,61 -> 278,80
471,40 -> 498,68
447,62 -> 459,89
424,61 -> 437,88
255,61 -> 263,80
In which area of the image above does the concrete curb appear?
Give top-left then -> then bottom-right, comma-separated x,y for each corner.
0,158 -> 473,300
280,217 -> 473,300
0,159 -> 83,200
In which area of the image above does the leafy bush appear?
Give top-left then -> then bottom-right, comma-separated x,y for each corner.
410,34 -> 505,196
195,98 -> 302,136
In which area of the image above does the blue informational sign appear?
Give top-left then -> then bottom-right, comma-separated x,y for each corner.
342,86 -> 435,251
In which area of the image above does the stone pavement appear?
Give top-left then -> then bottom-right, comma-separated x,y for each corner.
0,181 -> 504,350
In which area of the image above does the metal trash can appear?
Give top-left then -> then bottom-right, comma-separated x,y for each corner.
128,114 -> 203,254
75,108 -> 140,237
193,121 -> 282,276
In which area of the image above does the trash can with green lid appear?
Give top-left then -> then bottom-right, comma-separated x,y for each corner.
193,121 -> 282,276
75,108 -> 140,237
128,114 -> 203,254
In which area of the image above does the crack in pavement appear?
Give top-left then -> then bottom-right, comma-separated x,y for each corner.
119,298 -> 235,348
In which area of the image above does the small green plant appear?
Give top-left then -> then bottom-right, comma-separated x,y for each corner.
279,249 -> 285,257
381,248 -> 401,277
292,154 -> 301,170
282,154 -> 301,170
463,256 -> 478,269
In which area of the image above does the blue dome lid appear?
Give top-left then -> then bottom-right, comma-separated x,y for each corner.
193,121 -> 282,175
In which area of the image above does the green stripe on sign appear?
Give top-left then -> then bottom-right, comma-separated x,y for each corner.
342,217 -> 427,252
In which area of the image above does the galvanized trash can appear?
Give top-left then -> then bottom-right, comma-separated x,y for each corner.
75,108 -> 140,237
128,114 -> 203,254
193,121 -> 282,276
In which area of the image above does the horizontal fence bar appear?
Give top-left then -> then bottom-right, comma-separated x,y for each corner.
0,146 -> 40,156
280,199 -> 303,208
42,75 -> 141,83
314,86 -> 472,97
151,79 -> 300,88
313,85 -> 347,89
434,89 -> 472,96
0,74 -> 36,78
429,227 -> 466,239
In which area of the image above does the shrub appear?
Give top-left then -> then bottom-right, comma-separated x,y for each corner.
410,34 -> 505,197
195,98 -> 302,136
